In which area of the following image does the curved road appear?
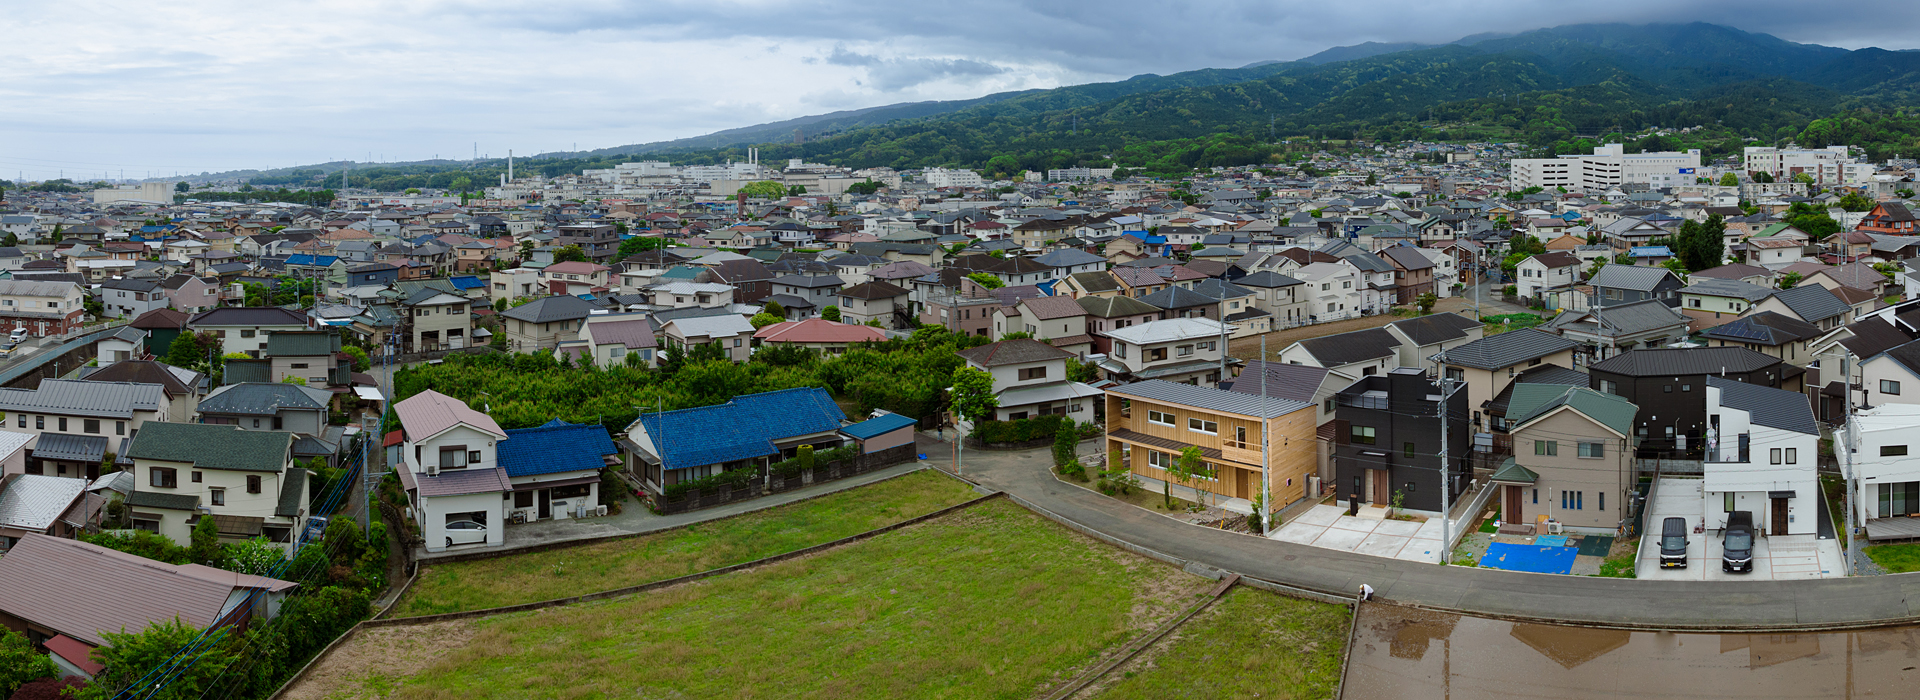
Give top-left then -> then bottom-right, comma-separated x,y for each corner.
934,436 -> 1918,631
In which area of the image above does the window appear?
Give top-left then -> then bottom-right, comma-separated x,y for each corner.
209,488 -> 225,506
1725,492 -> 1736,512
1561,490 -> 1583,510
1664,385 -> 1672,393
1883,445 -> 1909,457
1177,345 -> 1193,357
1188,418 -> 1217,434
83,419 -> 98,434
1599,492 -> 1605,511
151,467 -> 177,488
1682,384 -> 1691,392
1532,488 -> 1537,504
439,447 -> 469,469
1535,440 -> 1558,456
1578,442 -> 1604,458
1019,367 -> 1047,381
1114,343 -> 1127,359
57,417 -> 66,432
240,329 -> 256,338
1147,410 -> 1175,427
1884,380 -> 1902,395
469,450 -> 482,463
1690,298 -> 1701,308
1771,448 -> 1782,464
1786,448 -> 1797,464
115,421 -> 124,435
1148,450 -> 1173,470
247,475 -> 261,494
1403,442 -> 1416,458
1599,380 -> 1617,395
1351,426 -> 1377,445
291,363 -> 309,369
1445,367 -> 1464,382
1233,426 -> 1248,448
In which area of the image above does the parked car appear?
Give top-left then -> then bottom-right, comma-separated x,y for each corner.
444,520 -> 488,548
1722,511 -> 1755,573
300,516 -> 329,546
0,344 -> 13,359
7,329 -> 25,344
1659,517 -> 1689,568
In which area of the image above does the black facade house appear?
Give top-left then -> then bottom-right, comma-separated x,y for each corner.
1333,367 -> 1472,514
1588,264 -> 1684,308
1586,347 -> 1800,457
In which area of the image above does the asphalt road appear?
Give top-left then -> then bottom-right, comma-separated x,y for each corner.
928,434 -> 1920,631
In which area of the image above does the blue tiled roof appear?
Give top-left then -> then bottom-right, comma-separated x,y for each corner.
636,388 -> 847,469
841,412 -> 917,440
499,420 -> 616,477
449,275 -> 485,289
285,254 -> 340,267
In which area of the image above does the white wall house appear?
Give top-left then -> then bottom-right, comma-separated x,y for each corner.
1701,377 -> 1819,536
1852,403 -> 1920,525
393,389 -> 510,552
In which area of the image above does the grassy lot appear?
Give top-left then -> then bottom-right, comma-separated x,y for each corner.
1596,539 -> 1638,578
1088,588 -> 1348,700
1864,543 -> 1920,573
390,469 -> 978,617
296,499 -> 1212,699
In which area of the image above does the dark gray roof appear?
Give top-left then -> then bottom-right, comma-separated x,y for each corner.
1223,361 -> 1328,403
1233,270 -> 1303,288
1768,284 -> 1849,323
499,294 -> 596,323
957,339 -> 1074,367
1589,264 -> 1677,292
188,307 -> 309,327
1588,347 -> 1782,377
1700,311 -> 1820,346
1707,376 -> 1818,435
1380,246 -> 1435,271
1438,329 -> 1579,371
1388,312 -> 1481,347
1680,278 -> 1776,302
1068,271 -> 1121,293
1296,327 -> 1399,366
1187,279 -> 1253,301
1138,285 -> 1219,310
1108,379 -> 1311,419
1840,318 -> 1916,359
1078,294 -> 1159,318
32,434 -> 108,462
197,383 -> 331,416
0,379 -> 162,418
1547,299 -> 1689,336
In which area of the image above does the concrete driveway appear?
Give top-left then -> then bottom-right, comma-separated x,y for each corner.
1269,504 -> 1447,564
1636,478 -> 1845,581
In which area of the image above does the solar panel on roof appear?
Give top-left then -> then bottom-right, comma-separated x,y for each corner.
1710,321 -> 1774,342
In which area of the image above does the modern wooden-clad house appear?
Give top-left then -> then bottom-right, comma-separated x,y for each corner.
1105,379 -> 1318,509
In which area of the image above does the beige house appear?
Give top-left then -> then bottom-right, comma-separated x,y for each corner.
1435,329 -> 1581,433
661,315 -> 757,363
956,339 -> 1102,421
1492,385 -> 1636,534
188,307 -> 313,357
836,281 -> 912,329
490,268 -> 543,304
498,295 -> 596,352
124,422 -> 307,550
1096,317 -> 1235,387
403,291 -> 472,352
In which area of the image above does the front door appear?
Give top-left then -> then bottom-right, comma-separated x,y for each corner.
1506,485 -> 1523,523
538,489 -> 552,520
1771,498 -> 1788,535
1371,469 -> 1391,504
1236,469 -> 1251,499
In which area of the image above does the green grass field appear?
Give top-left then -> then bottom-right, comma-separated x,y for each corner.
1864,543 -> 1920,573
1091,587 -> 1349,700
390,469 -> 979,617
301,498 -> 1217,699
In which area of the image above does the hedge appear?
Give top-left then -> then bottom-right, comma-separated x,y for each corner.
972,415 -> 1082,444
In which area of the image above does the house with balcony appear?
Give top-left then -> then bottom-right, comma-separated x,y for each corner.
0,379 -> 165,481
990,295 -> 1093,354
1331,368 -> 1472,514
400,288 -> 473,352
1435,328 -> 1581,433
957,339 -> 1102,422
1233,270 -> 1309,328
1105,379 -> 1317,509
0,279 -> 85,338
391,390 -> 510,552
1384,313 -> 1485,370
498,294 -> 596,352
1701,376 -> 1819,536
1096,317 -> 1235,387
1289,262 -> 1363,322
540,261 -> 613,295
1853,403 -> 1920,537
1491,384 -> 1636,535
1678,278 -> 1776,330
1586,347 -> 1799,456
1542,299 -> 1692,362
123,422 -> 308,550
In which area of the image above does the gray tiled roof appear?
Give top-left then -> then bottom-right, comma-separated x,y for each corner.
1296,327 -> 1399,366
1590,264 -> 1677,292
957,339 -> 1075,367
1138,285 -> 1219,310
1438,329 -> 1579,370
499,294 -> 596,323
1707,376 -> 1818,435
1679,278 -> 1775,302
1223,361 -> 1328,404
1768,284 -> 1849,323
197,382 -> 331,416
1588,347 -> 1781,377
1389,312 -> 1481,347
0,379 -> 162,419
1108,378 -> 1311,419
1233,270 -> 1303,288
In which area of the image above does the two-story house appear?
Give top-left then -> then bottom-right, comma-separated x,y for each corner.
572,313 -> 658,368
98,278 -> 168,319
1233,271 -> 1310,328
498,294 -> 596,352
1435,328 -> 1582,433
836,281 -> 912,329
957,339 -> 1102,422
1587,347 -> 1797,456
158,275 -> 223,314
1078,295 -> 1162,355
188,307 -> 314,357
1853,403 -> 1920,531
401,289 -> 472,352
1515,251 -> 1582,301
1382,246 -> 1437,304
1678,278 -> 1776,328
991,295 -> 1094,354
1278,327 -> 1400,378
195,383 -> 332,450
1747,283 -> 1852,332
1542,299 -> 1692,361
124,422 -> 307,550
0,279 -> 85,338
392,389 -> 511,552
1700,376 -> 1819,537
1699,311 -> 1822,365
540,261 -> 613,295
1332,367 -> 1472,514
768,274 -> 845,320
660,315 -> 757,363
0,379 -> 166,480
1097,318 -> 1235,387
1492,384 -> 1637,534
1105,379 -> 1317,508
76,359 -> 204,424
645,281 -> 736,311
1588,265 -> 1682,308
1383,313 -> 1485,370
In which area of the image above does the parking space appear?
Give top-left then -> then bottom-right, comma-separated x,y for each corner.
1270,504 -> 1446,563
1636,478 -> 1846,580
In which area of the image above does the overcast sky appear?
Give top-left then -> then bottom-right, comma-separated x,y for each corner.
3,0 -> 1916,181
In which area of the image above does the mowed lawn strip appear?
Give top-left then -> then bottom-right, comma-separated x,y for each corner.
334,499 -> 1210,699
1087,588 -> 1350,700
1864,543 -> 1920,573
391,469 -> 978,617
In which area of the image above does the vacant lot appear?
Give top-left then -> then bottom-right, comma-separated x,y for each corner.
390,468 -> 979,616
1865,543 -> 1920,573
291,498 -> 1215,699
1084,587 -> 1349,700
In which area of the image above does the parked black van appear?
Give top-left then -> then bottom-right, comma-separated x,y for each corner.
1723,511 -> 1755,573
1660,517 -> 1689,568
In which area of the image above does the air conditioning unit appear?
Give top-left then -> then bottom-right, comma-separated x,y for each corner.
426,465 -> 439,477
1547,521 -> 1563,535
596,505 -> 608,517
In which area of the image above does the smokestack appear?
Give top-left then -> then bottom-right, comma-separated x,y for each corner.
509,150 -> 514,182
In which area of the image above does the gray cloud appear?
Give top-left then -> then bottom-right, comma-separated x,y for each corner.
2,0 -> 1918,177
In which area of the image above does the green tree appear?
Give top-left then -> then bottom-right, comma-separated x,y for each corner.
174,181 -> 189,193
617,235 -> 668,258
1718,172 -> 1739,187
1778,271 -> 1804,290
220,537 -> 285,576
190,515 -> 220,565
750,312 -> 783,329
964,272 -> 1005,289
0,629 -> 56,697
1791,172 -> 1815,184
949,366 -> 999,430
1839,192 -> 1877,212
553,245 -> 588,263
450,176 -> 472,194
1052,418 -> 1079,467
74,617 -> 235,700
342,345 -> 370,372
1167,445 -> 1214,508
48,224 -> 61,242
739,181 -> 786,199
762,300 -> 786,317
281,376 -> 307,385
1673,214 -> 1727,272
1752,171 -> 1775,184
1415,292 -> 1438,315
1112,167 -> 1133,179
1783,202 -> 1843,237
847,179 -> 883,195
820,305 -> 841,322
786,185 -> 808,197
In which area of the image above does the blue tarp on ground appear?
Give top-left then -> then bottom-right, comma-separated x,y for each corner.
1479,542 -> 1578,574
1534,535 -> 1570,547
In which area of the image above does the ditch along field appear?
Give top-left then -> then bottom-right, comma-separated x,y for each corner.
290,487 -> 1350,699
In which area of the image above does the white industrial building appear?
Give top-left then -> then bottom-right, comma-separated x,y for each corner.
1743,146 -> 1870,186
1509,144 -> 1702,190
923,168 -> 983,188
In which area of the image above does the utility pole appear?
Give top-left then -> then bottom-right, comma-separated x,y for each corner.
1437,375 -> 1462,564
1842,348 -> 1857,576
1259,336 -> 1271,537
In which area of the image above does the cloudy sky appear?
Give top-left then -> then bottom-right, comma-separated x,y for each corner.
3,0 -> 1916,180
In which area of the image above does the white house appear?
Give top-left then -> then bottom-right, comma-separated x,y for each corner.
1516,251 -> 1582,300
392,390 -> 510,552
1702,376 -> 1819,536
1851,403 -> 1920,527
956,339 -> 1102,422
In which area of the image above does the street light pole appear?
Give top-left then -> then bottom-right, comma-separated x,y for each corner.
1438,375 -> 1463,564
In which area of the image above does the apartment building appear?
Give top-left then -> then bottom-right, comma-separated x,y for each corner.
0,279 -> 85,337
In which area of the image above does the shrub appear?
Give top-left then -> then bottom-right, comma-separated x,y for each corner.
971,414 -> 1072,444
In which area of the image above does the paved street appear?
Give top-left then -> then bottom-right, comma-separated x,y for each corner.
923,432 -> 1920,630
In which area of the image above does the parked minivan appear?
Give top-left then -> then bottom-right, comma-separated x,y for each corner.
1660,517 -> 1689,568
1723,511 -> 1755,573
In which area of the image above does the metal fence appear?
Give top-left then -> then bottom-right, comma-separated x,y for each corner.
654,443 -> 917,515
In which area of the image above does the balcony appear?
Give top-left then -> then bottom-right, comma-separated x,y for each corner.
1706,433 -> 1750,463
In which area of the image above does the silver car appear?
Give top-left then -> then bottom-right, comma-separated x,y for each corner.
444,520 -> 487,548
